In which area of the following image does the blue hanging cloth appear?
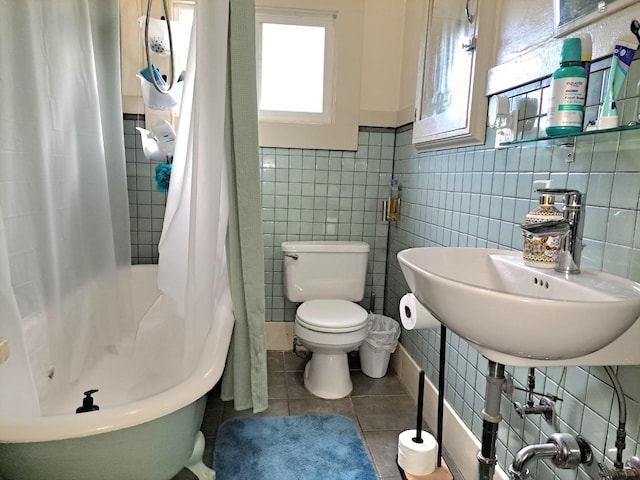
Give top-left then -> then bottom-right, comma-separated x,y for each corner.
155,163 -> 172,192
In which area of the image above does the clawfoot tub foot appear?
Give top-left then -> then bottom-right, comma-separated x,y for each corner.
185,431 -> 215,480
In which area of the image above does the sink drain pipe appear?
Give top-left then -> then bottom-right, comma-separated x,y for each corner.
478,361 -> 506,480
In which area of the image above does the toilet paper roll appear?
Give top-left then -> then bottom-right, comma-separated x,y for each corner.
400,294 -> 440,330
397,429 -> 438,476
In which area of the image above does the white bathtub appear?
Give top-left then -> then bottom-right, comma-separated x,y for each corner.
0,265 -> 234,480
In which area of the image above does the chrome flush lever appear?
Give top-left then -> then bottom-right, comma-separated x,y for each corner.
284,253 -> 299,260
462,36 -> 477,51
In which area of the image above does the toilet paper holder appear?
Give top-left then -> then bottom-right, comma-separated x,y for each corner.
397,370 -> 440,477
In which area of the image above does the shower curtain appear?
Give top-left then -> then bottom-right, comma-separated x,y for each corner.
149,0 -> 268,411
0,0 -> 132,416
220,0 -> 268,413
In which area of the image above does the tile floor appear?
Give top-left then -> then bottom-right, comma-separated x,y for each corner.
192,351 -> 459,480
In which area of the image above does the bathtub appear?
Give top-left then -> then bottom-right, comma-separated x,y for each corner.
0,265 -> 234,480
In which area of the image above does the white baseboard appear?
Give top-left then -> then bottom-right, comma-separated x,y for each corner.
390,344 -> 508,480
265,322 -> 296,351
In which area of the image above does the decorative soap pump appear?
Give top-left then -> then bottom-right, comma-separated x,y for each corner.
522,180 -> 564,268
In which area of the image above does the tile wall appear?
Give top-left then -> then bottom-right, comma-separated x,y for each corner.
384,56 -> 640,480
262,128 -> 394,321
124,114 -> 167,265
124,121 -> 395,317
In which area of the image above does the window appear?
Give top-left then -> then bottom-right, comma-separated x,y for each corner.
171,1 -> 195,77
254,0 -> 363,151
256,11 -> 335,124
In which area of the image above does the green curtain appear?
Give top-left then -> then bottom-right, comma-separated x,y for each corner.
220,0 -> 268,413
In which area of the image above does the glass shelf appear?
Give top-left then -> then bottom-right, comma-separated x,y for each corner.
499,123 -> 640,148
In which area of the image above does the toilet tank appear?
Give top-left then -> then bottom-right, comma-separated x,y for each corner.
281,241 -> 369,302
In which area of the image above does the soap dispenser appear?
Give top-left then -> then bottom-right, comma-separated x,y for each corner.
522,180 -> 564,268
76,389 -> 100,413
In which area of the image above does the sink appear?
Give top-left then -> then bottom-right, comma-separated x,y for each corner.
397,247 -> 640,366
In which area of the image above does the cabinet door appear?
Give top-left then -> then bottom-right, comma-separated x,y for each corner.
412,0 -> 495,151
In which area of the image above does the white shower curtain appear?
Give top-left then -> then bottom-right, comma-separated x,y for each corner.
135,0 -> 235,381
137,0 -> 268,411
0,0 -> 132,416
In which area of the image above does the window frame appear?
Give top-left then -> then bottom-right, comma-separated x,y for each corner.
256,9 -> 336,125
254,0 -> 364,151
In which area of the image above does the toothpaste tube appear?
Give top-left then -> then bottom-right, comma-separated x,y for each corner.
601,39 -> 637,119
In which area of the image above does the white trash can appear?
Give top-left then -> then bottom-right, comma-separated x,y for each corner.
359,314 -> 401,378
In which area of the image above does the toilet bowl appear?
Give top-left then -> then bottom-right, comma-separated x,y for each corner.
281,241 -> 370,400
294,299 -> 369,399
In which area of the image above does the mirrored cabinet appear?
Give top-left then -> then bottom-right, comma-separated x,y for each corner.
412,0 -> 496,151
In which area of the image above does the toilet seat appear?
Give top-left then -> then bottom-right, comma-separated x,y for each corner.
296,299 -> 368,333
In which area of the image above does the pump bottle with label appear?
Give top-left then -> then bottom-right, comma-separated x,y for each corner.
522,180 -> 564,268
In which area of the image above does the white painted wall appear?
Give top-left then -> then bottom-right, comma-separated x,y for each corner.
359,0 -> 406,127
120,0 -> 168,115
488,0 -> 640,94
397,0 -> 427,126
121,0 -> 640,131
120,0 -> 420,130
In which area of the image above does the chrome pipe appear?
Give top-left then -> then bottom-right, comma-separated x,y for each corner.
478,361 -> 506,480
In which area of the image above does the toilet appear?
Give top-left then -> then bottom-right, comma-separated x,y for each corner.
281,241 -> 370,399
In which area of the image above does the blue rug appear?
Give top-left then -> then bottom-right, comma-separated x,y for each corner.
212,415 -> 378,480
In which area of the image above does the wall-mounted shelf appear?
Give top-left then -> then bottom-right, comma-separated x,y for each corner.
499,123 -> 640,147
498,123 -> 640,162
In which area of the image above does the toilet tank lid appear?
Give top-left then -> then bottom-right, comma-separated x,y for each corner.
281,241 -> 370,253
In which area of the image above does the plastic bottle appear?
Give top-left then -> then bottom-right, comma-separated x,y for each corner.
546,37 -> 587,136
578,34 -> 592,74
522,180 -> 564,268
387,179 -> 400,222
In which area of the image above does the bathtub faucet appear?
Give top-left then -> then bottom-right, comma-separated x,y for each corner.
508,433 -> 592,480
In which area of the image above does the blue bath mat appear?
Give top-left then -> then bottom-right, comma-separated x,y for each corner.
212,415 -> 378,480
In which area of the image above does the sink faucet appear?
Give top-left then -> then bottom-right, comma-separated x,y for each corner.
520,189 -> 585,274
508,433 -> 592,480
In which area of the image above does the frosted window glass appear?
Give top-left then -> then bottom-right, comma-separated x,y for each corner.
172,4 -> 194,76
259,23 -> 325,113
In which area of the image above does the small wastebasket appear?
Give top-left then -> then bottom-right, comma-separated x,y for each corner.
359,314 -> 401,378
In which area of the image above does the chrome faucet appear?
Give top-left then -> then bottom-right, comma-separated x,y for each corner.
513,397 -> 555,423
520,189 -> 585,274
508,433 -> 592,480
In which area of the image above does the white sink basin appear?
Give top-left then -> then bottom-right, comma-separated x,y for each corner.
398,247 -> 640,366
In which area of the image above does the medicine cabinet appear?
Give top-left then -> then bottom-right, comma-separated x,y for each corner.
412,0 -> 496,151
